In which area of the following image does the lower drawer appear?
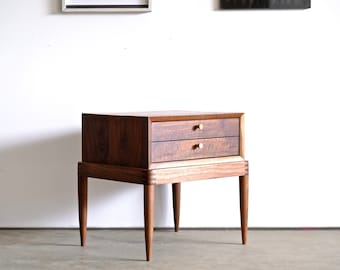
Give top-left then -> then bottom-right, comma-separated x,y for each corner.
151,137 -> 239,163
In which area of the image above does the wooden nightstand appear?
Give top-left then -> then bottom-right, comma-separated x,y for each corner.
78,111 -> 249,261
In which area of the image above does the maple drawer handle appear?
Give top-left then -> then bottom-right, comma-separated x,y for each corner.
193,143 -> 204,149
195,124 -> 204,130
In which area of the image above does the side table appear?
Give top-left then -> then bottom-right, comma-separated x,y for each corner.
78,111 -> 249,261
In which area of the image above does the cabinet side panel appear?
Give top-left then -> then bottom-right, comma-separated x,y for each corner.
107,116 -> 149,168
82,114 -> 109,164
82,114 -> 148,168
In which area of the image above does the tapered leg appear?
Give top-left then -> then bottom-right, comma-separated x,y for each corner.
78,173 -> 88,247
144,184 -> 155,261
172,183 -> 181,232
239,175 -> 249,245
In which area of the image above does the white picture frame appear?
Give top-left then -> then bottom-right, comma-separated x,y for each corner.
62,0 -> 151,13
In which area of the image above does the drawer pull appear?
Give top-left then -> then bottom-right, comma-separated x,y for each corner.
194,124 -> 204,130
193,143 -> 204,150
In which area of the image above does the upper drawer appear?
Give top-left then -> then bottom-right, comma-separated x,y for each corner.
152,118 -> 239,141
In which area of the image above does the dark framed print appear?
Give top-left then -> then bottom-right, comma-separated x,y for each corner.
220,0 -> 311,9
62,0 -> 151,12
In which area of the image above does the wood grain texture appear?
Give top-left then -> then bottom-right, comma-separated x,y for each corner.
150,112 -> 244,122
78,170 -> 88,247
82,114 -> 149,168
144,184 -> 155,261
150,156 -> 245,169
82,114 -> 109,164
149,161 -> 248,185
152,137 -> 239,163
240,114 -> 245,158
239,175 -> 249,244
92,111 -> 243,121
152,118 -> 239,141
172,183 -> 181,232
78,162 -> 148,184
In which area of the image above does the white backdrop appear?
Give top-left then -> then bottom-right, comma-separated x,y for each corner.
0,0 -> 339,228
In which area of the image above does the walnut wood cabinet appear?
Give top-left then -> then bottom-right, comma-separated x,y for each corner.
78,111 -> 249,261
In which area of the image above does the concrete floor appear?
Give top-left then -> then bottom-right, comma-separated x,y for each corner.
0,229 -> 339,270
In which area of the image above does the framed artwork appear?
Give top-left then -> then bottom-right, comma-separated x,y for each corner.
220,0 -> 311,9
62,0 -> 151,12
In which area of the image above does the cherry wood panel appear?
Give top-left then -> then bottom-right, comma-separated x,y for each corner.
82,114 -> 149,168
148,161 -> 248,185
149,112 -> 244,122
150,156 -> 245,169
79,160 -> 248,185
78,162 -> 148,184
152,118 -> 239,141
96,111 -> 243,122
152,137 -> 239,162
82,114 -> 109,164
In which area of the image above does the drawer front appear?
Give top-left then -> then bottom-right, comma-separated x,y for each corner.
152,118 -> 239,141
151,137 -> 239,162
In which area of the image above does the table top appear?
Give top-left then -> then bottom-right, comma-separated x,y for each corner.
83,111 -> 243,121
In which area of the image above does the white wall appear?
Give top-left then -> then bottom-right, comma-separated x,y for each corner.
1,0 -> 340,228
